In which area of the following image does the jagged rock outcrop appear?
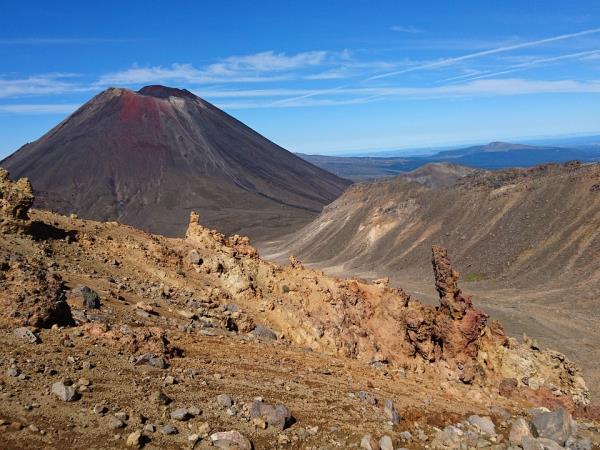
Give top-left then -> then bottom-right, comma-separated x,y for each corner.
182,213 -> 589,405
0,172 -> 73,327
0,254 -> 73,328
0,168 -> 33,234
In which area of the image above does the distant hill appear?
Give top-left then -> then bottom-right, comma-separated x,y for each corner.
1,85 -> 350,239
397,162 -> 478,189
299,141 -> 600,181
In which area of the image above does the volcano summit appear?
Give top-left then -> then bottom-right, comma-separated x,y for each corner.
1,85 -> 350,238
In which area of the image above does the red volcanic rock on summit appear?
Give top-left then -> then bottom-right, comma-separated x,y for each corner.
1,85 -> 350,238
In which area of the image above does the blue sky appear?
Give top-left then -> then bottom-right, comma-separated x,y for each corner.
2,1 -> 600,156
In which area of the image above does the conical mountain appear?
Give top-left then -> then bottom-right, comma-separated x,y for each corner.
1,85 -> 350,238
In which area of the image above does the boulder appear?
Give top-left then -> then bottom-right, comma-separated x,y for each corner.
216,394 -> 234,408
383,399 -> 400,425
360,434 -> 380,450
531,408 -> 572,445
210,430 -> 252,450
249,400 -> 292,430
379,435 -> 393,450
250,324 -> 277,341
467,415 -> 496,435
51,382 -> 77,402
509,417 -> 533,445
357,391 -> 377,405
13,327 -> 39,343
125,430 -> 143,448
71,285 -> 101,309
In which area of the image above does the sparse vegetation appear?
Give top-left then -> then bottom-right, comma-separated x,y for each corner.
464,272 -> 486,282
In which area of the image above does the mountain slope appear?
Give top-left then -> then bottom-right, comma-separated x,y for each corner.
1,85 -> 350,238
275,161 -> 600,289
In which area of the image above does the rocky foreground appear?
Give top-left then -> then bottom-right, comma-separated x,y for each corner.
0,168 -> 599,449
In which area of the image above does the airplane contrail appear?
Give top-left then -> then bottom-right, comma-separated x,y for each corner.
273,27 -> 600,106
367,27 -> 600,81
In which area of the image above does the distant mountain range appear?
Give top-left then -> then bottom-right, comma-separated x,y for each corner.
298,141 -> 600,181
1,85 -> 350,239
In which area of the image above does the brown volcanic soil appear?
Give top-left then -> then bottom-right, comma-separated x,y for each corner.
264,161 -> 600,398
0,85 -> 350,240
1,171 -> 598,448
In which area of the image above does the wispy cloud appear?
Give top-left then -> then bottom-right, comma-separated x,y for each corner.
0,74 -> 91,98
390,25 -> 423,34
0,103 -> 80,114
97,50 -> 352,86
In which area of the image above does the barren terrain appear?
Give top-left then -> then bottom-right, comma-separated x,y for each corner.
1,169 -> 599,449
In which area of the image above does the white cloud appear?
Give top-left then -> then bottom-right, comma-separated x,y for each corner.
390,25 -> 423,33
0,74 -> 90,98
0,103 -> 80,114
97,50 -> 347,86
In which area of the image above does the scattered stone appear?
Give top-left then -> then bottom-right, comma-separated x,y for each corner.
537,437 -> 566,450
108,417 -> 125,429
521,436 -> 545,450
384,399 -> 400,425
6,367 -> 20,377
71,285 -> 101,309
360,434 -> 380,450
143,424 -> 155,433
252,417 -> 267,429
93,404 -> 108,415
433,425 -> 463,448
164,375 -> 176,385
115,411 -> 129,421
251,324 -> 277,341
188,433 -> 199,443
196,422 -> 210,436
399,431 -> 412,442
565,435 -> 593,450
249,399 -> 293,430
216,394 -> 234,408
209,430 -> 252,450
160,424 -> 178,435
51,381 -> 78,401
134,353 -> 167,369
358,391 -> 377,405
379,435 -> 393,450
170,408 -> 191,421
509,417 -> 533,445
531,408 -> 572,445
14,327 -> 39,343
125,430 -> 142,448
188,406 -> 201,416
150,390 -> 171,405
467,415 -> 496,435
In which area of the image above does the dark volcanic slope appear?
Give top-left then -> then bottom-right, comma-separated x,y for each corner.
1,85 -> 350,238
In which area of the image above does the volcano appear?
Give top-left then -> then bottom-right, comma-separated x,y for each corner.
1,85 -> 350,238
